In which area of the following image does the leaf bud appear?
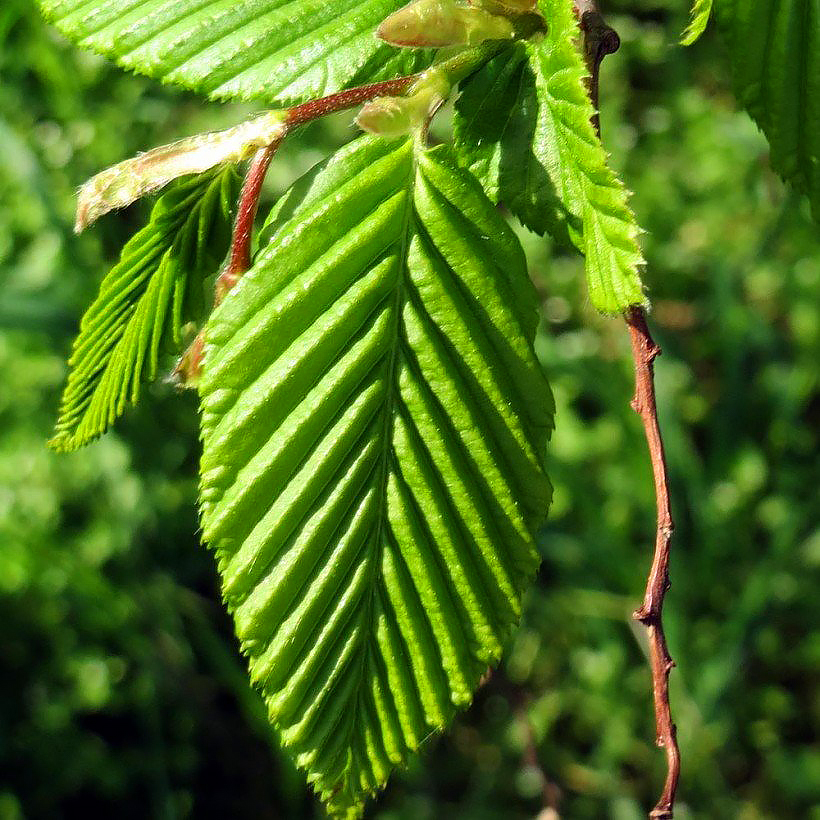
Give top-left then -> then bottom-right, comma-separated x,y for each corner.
356,71 -> 451,137
377,0 -> 514,48
75,111 -> 286,232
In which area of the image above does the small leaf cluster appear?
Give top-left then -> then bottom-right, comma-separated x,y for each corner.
37,0 -> 820,815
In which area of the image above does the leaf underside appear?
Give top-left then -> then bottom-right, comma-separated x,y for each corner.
38,0 -> 432,105
717,0 -> 820,220
50,168 -> 237,452
454,0 -> 646,314
455,44 -> 572,241
198,136 -> 554,816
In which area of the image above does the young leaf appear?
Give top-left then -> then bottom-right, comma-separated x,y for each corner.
198,136 -> 553,817
716,0 -> 820,220
453,43 -> 573,241
76,111 -> 285,231
38,0 -> 433,105
682,0 -> 713,45
50,168 -> 238,452
453,0 -> 646,313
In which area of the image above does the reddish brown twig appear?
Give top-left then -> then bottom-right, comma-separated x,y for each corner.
174,140 -> 280,385
284,76 -> 418,127
626,307 -> 679,820
216,140 -> 281,303
575,3 -> 680,816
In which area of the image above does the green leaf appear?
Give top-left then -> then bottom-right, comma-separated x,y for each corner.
455,0 -> 646,313
198,136 -> 553,817
682,0 -> 713,45
50,167 -> 238,452
453,0 -> 646,314
38,0 -> 432,105
716,0 -> 820,219
454,43 -> 575,242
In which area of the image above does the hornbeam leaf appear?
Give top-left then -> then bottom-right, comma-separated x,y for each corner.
38,0 -> 433,105
198,136 -> 553,817
50,167 -> 238,452
716,0 -> 820,220
454,43 -> 573,241
682,0 -> 713,45
453,0 -> 646,314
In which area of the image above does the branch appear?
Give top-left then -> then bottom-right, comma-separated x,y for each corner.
626,307 -> 679,820
284,76 -> 418,126
575,3 -> 680,817
574,0 -> 620,134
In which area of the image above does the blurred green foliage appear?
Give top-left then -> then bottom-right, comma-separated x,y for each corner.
0,1 -> 817,818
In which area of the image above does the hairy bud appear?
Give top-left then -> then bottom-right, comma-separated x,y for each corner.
356,71 -> 450,137
377,0 -> 514,48
75,111 -> 286,233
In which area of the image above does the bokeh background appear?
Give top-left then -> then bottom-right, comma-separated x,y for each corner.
1,0 -> 818,817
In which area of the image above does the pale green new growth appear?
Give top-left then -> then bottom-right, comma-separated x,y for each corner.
198,136 -> 553,817
356,70 -> 451,136
51,168 -> 238,452
377,0 -> 515,48
75,112 -> 285,232
682,0 -> 713,45
38,0 -> 433,105
716,0 -> 820,221
454,0 -> 646,313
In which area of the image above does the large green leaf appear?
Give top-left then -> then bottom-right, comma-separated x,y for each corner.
198,136 -> 553,816
716,0 -> 820,219
453,0 -> 646,314
38,0 -> 432,105
50,167 -> 237,452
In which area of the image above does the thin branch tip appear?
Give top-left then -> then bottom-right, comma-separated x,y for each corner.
625,306 -> 680,819
578,4 -> 681,813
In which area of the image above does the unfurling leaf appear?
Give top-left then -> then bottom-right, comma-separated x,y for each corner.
454,44 -> 569,240
76,112 -> 285,232
454,0 -> 646,313
51,168 -> 238,452
198,136 -> 553,817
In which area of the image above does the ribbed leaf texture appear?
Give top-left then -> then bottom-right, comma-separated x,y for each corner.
682,0 -> 713,44
716,0 -> 820,219
50,168 -> 237,451
38,0 -> 432,105
453,0 -> 646,314
454,43 -> 570,241
198,136 -> 554,817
